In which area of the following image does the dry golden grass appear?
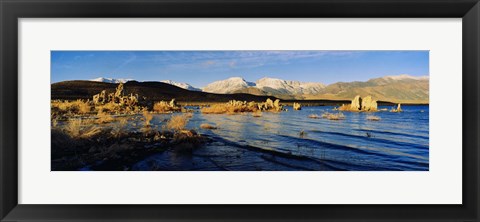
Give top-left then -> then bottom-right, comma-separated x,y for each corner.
200,104 -> 225,114
153,101 -> 181,113
201,104 -> 233,114
51,100 -> 73,112
52,97 -> 147,120
74,100 -> 92,114
201,99 -> 287,114
200,123 -> 217,129
64,119 -> 82,137
96,110 -> 114,124
167,114 -> 189,131
81,126 -> 103,138
64,118 -> 102,139
366,115 -> 381,121
97,102 -> 119,113
142,110 -> 153,127
153,101 -> 169,112
201,101 -> 259,114
51,99 -> 92,115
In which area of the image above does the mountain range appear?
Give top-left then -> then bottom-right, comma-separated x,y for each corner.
88,74 -> 429,103
91,77 -> 135,84
91,78 -> 201,91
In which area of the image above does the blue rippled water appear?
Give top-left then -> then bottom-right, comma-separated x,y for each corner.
133,105 -> 429,171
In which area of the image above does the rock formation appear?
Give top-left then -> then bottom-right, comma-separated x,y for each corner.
114,83 -> 124,101
92,83 -> 139,107
293,102 -> 302,110
153,99 -> 181,113
361,96 -> 378,111
273,99 -> 282,111
169,99 -> 177,107
265,98 -> 274,109
350,95 -> 362,111
93,90 -> 107,104
256,98 -> 283,112
339,95 -> 378,112
390,103 -> 402,112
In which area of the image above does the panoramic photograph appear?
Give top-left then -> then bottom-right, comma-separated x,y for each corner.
51,51 -> 429,171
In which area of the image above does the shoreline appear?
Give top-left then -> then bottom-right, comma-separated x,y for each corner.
177,100 -> 430,107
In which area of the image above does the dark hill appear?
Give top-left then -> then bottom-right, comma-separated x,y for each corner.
51,81 -> 402,105
51,80 -> 281,102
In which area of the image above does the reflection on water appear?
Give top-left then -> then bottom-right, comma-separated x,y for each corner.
132,106 -> 429,171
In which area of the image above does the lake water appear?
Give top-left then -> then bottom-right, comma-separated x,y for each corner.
132,105 -> 429,171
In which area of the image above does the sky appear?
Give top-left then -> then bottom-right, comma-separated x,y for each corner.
51,51 -> 429,87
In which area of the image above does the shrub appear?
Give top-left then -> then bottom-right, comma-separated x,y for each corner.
142,110 -> 153,127
167,114 -> 189,131
64,118 -> 102,139
201,104 -> 228,114
98,102 -> 119,113
81,126 -> 103,138
72,100 -> 92,114
201,100 -> 284,114
153,100 -> 181,113
172,129 -> 205,153
64,119 -> 82,137
96,110 -> 114,124
51,99 -> 92,115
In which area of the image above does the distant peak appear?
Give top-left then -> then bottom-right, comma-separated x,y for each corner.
257,77 -> 282,81
160,80 -> 201,91
90,77 -> 134,83
379,74 -> 429,81
202,77 -> 255,94
227,77 -> 246,81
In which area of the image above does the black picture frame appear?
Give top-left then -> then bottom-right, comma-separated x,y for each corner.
1,0 -> 479,221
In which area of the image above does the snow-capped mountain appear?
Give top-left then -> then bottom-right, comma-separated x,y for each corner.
88,74 -> 428,103
90,77 -> 201,91
202,77 -> 255,94
160,80 -> 201,91
90,77 -> 134,84
255,77 -> 326,95
202,76 -> 325,95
